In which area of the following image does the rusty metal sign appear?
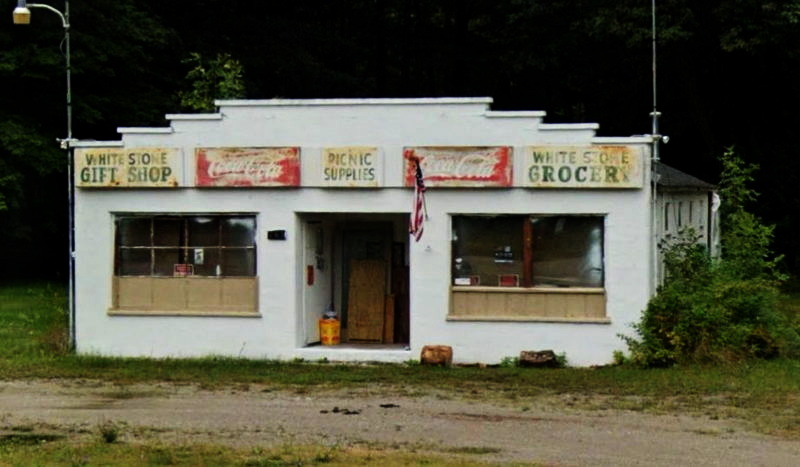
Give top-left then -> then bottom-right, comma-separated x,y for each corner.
195,147 -> 300,187
74,147 -> 182,188
321,146 -> 382,187
525,145 -> 643,189
403,146 -> 513,187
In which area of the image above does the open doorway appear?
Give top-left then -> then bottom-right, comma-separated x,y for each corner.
301,214 -> 409,347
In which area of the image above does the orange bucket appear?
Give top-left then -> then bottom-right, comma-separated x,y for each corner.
319,318 -> 340,345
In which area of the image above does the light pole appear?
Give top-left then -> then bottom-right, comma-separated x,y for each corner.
13,0 -> 75,350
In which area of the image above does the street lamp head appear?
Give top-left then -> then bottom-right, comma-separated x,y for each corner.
13,1 -> 30,25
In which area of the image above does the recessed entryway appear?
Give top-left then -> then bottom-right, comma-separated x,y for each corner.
300,213 -> 409,348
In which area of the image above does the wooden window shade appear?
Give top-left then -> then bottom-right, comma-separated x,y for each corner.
111,276 -> 259,316
449,286 -> 607,322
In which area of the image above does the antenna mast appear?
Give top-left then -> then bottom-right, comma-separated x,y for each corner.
651,0 -> 660,160
650,0 -> 661,291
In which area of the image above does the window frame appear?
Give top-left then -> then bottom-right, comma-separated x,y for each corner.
110,213 -> 259,316
450,214 -> 605,289
114,213 -> 257,278
449,213 -> 608,323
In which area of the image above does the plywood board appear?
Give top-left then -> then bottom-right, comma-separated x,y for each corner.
347,259 -> 386,341
383,294 -> 395,344
222,277 -> 258,311
152,277 -> 186,310
117,277 -> 152,309
186,278 -> 221,310
584,294 -> 606,318
450,289 -> 605,320
563,294 -> 587,318
114,277 -> 257,313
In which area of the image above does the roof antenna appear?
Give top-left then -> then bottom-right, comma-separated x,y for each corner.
650,0 -> 663,291
650,0 -> 665,157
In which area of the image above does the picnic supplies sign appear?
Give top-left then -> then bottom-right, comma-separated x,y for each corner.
75,148 -> 182,188
403,147 -> 513,188
195,147 -> 300,187
321,146 -> 382,187
525,145 -> 643,189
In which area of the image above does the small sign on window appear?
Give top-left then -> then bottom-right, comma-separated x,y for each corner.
173,264 -> 194,277
454,276 -> 480,286
498,274 -> 519,287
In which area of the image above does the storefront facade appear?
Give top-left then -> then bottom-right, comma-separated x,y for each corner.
73,97 -> 654,366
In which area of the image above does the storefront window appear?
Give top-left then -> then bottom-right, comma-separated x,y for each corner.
115,215 -> 256,277
451,216 -> 524,287
531,216 -> 604,287
112,214 -> 259,315
451,215 -> 603,288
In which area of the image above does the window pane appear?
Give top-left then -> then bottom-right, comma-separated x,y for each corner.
153,218 -> 182,247
117,218 -> 150,246
188,217 -> 220,247
154,249 -> 181,276
222,217 -> 256,247
117,248 -> 151,275
452,216 -> 523,286
192,248 -> 220,276
115,215 -> 256,278
532,216 -> 603,287
222,249 -> 256,276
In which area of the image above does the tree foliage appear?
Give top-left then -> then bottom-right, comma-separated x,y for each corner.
0,0 -> 180,279
623,149 -> 799,367
178,52 -> 246,112
3,0 -> 800,279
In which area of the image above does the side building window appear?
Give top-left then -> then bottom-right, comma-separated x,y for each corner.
450,215 -> 607,321
112,214 -> 258,315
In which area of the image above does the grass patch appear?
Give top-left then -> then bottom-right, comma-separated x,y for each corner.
0,282 -> 68,359
0,432 -> 64,446
0,440 -> 510,466
444,446 -> 502,455
2,283 -> 800,439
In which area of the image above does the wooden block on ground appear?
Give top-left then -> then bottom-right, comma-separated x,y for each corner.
421,345 -> 453,366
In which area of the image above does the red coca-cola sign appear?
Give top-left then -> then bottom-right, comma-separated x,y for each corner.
196,147 -> 300,187
403,147 -> 512,187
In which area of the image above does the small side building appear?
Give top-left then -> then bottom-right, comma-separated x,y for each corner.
72,97 -> 658,366
654,162 -> 720,284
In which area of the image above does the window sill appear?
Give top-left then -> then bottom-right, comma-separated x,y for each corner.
108,309 -> 261,318
446,315 -> 611,324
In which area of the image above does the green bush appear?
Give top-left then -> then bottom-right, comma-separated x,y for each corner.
623,149 -> 800,366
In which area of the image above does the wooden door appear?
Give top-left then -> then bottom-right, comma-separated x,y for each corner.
347,259 -> 386,342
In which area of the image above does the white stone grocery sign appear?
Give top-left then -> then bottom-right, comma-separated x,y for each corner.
525,145 -> 643,189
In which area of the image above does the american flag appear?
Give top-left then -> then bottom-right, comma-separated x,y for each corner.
409,157 -> 427,242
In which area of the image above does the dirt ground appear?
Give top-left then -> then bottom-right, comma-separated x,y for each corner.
1,379 -> 799,466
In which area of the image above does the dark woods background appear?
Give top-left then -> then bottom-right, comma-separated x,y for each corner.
1,0 -> 799,280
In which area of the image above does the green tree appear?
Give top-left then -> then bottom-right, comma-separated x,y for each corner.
0,0 -> 180,279
178,53 -> 245,112
623,149 -> 798,366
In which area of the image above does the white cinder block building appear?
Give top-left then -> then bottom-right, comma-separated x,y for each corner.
72,97 -> 666,366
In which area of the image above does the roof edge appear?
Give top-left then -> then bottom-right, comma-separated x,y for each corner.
71,140 -> 124,148
117,127 -> 173,135
485,110 -> 546,118
214,97 -> 494,107
166,113 -> 223,121
592,136 -> 653,144
541,123 -> 600,131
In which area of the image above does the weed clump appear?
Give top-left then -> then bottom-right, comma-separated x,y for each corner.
622,149 -> 800,366
98,421 -> 121,444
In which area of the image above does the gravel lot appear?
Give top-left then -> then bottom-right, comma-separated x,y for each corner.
1,379 -> 799,466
